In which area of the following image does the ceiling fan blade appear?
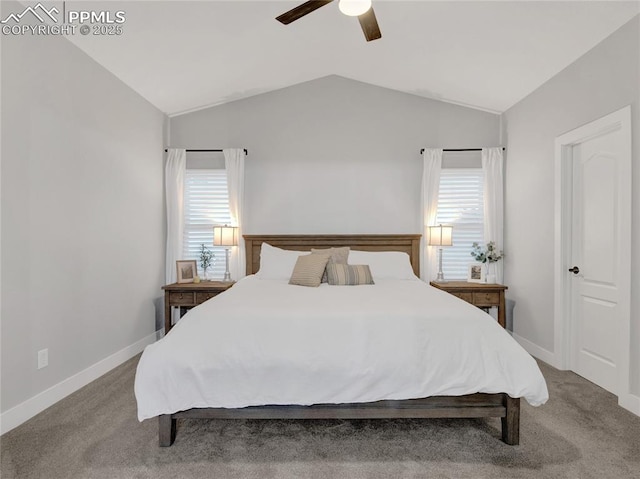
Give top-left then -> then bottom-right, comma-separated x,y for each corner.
358,7 -> 381,42
276,0 -> 334,25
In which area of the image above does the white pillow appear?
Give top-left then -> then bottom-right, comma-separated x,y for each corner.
258,243 -> 304,280
348,250 -> 417,280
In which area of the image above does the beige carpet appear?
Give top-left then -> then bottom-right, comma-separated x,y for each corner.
1,355 -> 639,479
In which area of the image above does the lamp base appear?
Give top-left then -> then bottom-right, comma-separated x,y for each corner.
223,248 -> 231,282
433,248 -> 446,283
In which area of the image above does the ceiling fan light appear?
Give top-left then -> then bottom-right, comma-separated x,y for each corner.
338,0 -> 372,17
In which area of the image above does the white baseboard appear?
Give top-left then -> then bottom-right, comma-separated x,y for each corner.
619,392 -> 640,416
512,333 -> 561,368
0,330 -> 161,435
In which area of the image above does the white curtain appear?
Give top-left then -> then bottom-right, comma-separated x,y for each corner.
165,148 -> 186,284
223,148 -> 246,280
482,147 -> 504,283
421,148 -> 443,281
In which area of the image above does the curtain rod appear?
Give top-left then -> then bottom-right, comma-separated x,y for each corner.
164,148 -> 248,155
420,147 -> 505,154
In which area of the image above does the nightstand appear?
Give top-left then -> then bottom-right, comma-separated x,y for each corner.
429,281 -> 508,328
162,281 -> 234,334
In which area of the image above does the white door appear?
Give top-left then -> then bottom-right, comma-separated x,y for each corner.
566,109 -> 631,395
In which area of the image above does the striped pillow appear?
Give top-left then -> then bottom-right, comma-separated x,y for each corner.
289,254 -> 331,287
326,264 -> 375,286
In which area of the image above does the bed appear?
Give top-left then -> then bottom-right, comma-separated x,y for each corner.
135,234 -> 548,447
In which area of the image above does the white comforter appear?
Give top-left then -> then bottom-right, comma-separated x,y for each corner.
135,276 -> 548,421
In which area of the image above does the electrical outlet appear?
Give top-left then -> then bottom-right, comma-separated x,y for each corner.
37,349 -> 48,370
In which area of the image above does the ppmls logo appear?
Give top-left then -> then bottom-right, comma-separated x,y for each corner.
1,2 -> 126,36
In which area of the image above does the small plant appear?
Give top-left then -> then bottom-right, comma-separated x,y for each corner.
199,244 -> 215,276
471,241 -> 503,264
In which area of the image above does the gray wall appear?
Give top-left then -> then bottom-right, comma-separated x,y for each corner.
503,16 -> 639,392
170,75 -> 501,234
1,2 -> 166,414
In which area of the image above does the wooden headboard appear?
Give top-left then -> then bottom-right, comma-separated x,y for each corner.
244,234 -> 421,277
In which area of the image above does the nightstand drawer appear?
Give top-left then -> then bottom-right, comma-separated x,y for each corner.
473,292 -> 500,306
452,292 -> 473,303
169,292 -> 195,305
196,291 -> 219,303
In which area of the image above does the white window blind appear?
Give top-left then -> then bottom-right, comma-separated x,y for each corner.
183,169 -> 231,279
436,168 -> 485,280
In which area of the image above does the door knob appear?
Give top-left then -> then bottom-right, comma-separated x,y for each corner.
568,266 -> 580,274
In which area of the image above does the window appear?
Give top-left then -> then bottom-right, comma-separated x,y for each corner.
183,169 -> 231,279
436,168 -> 484,280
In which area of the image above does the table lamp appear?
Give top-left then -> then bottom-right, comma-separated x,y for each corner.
428,224 -> 453,282
213,225 -> 238,281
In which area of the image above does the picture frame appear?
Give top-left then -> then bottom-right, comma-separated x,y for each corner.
467,263 -> 486,283
176,260 -> 197,283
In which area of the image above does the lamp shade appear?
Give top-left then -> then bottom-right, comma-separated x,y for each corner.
338,0 -> 372,17
428,225 -> 453,247
213,225 -> 238,247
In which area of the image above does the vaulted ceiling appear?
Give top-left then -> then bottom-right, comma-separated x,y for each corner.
64,1 -> 639,116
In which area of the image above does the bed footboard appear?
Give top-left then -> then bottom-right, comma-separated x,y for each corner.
157,393 -> 520,447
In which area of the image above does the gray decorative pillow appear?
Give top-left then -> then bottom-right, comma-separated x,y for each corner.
311,247 -> 350,283
289,254 -> 331,287
326,264 -> 375,286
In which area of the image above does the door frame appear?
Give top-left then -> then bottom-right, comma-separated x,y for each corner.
553,105 -> 633,412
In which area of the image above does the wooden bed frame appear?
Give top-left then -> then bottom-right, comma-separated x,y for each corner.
158,234 -> 520,446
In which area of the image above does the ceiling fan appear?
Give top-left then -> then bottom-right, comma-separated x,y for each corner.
276,0 -> 382,42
